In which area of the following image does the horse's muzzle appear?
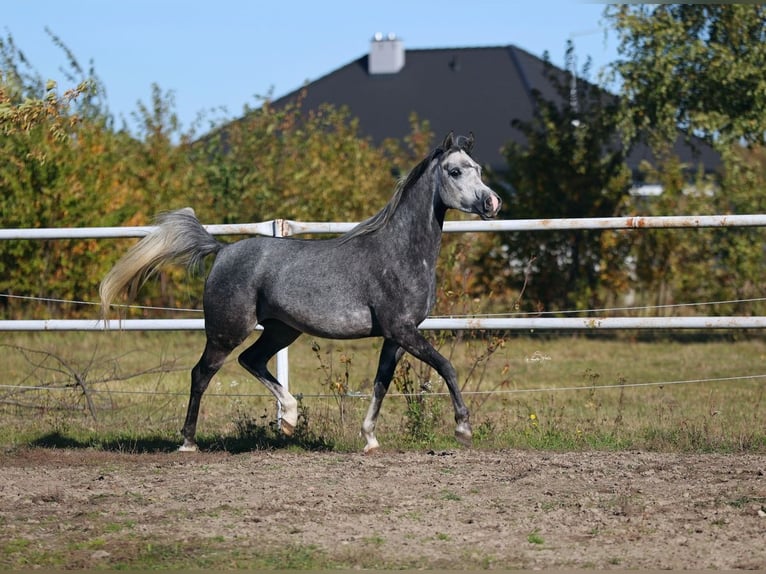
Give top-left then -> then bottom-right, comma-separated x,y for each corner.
479,191 -> 502,220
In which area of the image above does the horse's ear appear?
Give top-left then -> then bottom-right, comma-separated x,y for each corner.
442,132 -> 454,150
453,132 -> 475,155
466,131 -> 475,153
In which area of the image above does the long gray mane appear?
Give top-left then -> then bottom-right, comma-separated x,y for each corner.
340,136 -> 473,243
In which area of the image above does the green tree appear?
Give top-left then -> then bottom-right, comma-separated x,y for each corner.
607,4 -> 766,151
615,158 -> 721,311
607,4 -> 766,316
191,94 -> 408,226
489,43 -> 632,312
616,152 -> 766,316
0,32 -> 199,317
0,31 -> 117,317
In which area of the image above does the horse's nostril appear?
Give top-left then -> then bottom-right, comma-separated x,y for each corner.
485,194 -> 500,213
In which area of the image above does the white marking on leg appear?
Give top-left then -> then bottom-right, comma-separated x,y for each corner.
363,436 -> 380,454
361,396 -> 381,453
276,389 -> 298,435
178,440 -> 198,452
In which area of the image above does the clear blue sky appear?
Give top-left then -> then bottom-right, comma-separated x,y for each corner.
3,0 -> 617,134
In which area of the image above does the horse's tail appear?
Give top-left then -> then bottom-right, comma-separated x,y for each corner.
99,207 -> 222,319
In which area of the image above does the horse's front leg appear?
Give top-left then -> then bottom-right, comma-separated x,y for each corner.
392,327 -> 472,446
361,339 -> 404,453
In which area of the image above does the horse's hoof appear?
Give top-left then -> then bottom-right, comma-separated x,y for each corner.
178,442 -> 198,453
455,432 -> 473,447
363,438 -> 380,455
281,419 -> 295,436
455,422 -> 473,447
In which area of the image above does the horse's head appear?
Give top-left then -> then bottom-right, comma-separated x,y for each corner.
437,132 -> 502,220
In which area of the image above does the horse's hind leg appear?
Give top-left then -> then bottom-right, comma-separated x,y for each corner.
361,339 -> 404,453
238,322 -> 301,435
180,340 -> 234,452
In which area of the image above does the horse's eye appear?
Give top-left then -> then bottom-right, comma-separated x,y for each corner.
448,168 -> 462,178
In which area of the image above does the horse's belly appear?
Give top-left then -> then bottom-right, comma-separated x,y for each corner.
290,306 -> 376,339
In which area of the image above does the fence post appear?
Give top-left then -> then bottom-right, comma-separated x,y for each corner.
273,219 -> 290,422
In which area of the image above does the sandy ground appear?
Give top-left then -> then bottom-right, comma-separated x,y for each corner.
0,447 -> 765,569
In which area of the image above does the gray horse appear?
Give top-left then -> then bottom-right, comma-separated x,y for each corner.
100,132 -> 502,453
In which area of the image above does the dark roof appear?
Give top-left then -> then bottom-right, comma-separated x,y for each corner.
268,43 -> 720,176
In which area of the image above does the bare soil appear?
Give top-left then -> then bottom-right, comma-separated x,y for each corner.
1,447 -> 765,569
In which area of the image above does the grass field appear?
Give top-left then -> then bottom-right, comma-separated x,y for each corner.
1,330 -> 765,453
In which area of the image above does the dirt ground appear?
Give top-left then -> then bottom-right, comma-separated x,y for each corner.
1,447 -> 765,570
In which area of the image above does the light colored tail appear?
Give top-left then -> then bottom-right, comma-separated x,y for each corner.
99,207 -> 222,319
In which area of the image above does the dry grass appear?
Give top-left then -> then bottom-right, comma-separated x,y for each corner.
1,330 -> 765,453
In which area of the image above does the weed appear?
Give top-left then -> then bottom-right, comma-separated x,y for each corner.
311,340 -> 351,427
3,538 -> 31,554
104,521 -> 135,533
393,358 -> 443,446
71,537 -> 106,551
527,529 -> 545,545
441,490 -> 462,501
232,398 -> 334,451
613,375 -> 627,431
472,419 -> 497,444
363,535 -> 385,547
727,495 -> 766,509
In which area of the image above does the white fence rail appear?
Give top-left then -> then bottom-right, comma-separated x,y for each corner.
3,214 -> 766,240
3,214 -> 766,390
3,316 -> 766,332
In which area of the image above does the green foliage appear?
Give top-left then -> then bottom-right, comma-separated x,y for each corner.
490,42 -> 632,311
527,529 -> 545,545
0,31 -> 198,317
603,5 -> 766,314
190,94 -> 403,225
709,146 -> 766,314
0,85 -> 125,316
0,32 -> 428,319
607,4 -> 766,151
3,25 -> 766,323
611,149 -> 766,316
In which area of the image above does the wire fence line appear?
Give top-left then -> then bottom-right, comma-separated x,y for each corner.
3,214 -> 766,403
3,373 -> 765,401
3,292 -> 766,318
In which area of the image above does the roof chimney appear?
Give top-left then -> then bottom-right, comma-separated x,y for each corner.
369,33 -> 405,75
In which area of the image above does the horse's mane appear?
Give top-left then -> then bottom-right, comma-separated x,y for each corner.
340,140 -> 469,243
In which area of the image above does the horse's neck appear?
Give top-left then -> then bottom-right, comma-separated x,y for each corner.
387,170 -> 445,258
